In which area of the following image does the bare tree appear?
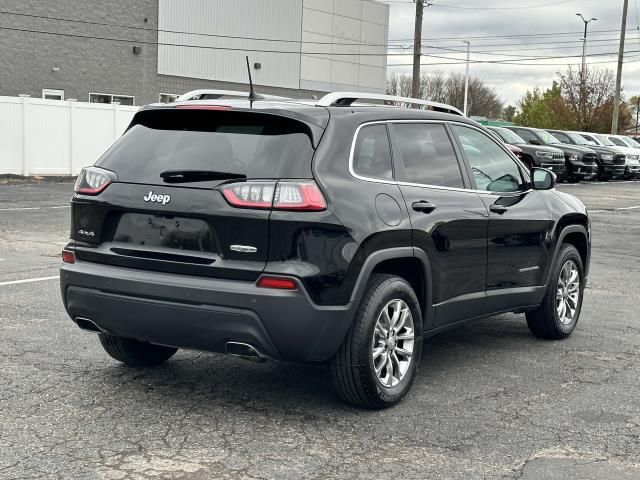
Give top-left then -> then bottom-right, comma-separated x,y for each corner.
386,72 -> 502,117
422,72 -> 446,103
386,73 -> 399,96
445,73 -> 503,118
561,66 -> 616,131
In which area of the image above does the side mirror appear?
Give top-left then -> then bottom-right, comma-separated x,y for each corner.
528,139 -> 541,145
532,168 -> 556,190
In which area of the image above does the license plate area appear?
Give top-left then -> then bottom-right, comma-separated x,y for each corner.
113,213 -> 215,253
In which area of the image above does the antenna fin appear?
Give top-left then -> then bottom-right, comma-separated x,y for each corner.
246,56 -> 256,102
245,56 -> 266,104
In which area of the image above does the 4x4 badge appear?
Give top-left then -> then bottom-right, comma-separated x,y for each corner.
143,191 -> 171,205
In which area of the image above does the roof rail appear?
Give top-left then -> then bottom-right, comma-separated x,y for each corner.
176,89 -> 291,102
316,92 -> 464,116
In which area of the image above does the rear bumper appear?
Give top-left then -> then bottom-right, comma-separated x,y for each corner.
60,261 -> 357,362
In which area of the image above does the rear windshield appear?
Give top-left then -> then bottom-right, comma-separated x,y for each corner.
97,109 -> 315,182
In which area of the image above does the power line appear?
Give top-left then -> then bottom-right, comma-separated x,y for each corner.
4,9 -> 640,64
391,28 -> 623,43
3,23 -> 640,67
389,36 -> 640,53
388,53 -> 640,67
381,0 -> 579,9
0,8 -> 630,49
432,0 -> 576,10
0,9 -> 387,48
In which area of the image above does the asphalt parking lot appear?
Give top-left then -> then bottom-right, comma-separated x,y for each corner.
1,179 -> 640,479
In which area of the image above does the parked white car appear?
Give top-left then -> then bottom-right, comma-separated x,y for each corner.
578,132 -> 639,179
605,135 -> 640,178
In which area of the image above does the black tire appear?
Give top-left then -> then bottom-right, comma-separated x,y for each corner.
526,244 -> 584,340
331,274 -> 423,409
99,333 -> 177,367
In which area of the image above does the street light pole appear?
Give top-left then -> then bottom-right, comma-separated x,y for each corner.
576,14 -> 597,76
576,13 -> 597,130
463,41 -> 470,116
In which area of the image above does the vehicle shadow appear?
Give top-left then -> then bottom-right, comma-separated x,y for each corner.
94,313 -> 543,415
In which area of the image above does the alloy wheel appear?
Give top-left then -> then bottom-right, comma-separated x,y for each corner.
372,299 -> 415,387
556,260 -> 580,325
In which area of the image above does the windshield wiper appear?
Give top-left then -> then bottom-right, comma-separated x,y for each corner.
160,169 -> 247,183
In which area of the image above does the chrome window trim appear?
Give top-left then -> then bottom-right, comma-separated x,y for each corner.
348,119 -> 532,195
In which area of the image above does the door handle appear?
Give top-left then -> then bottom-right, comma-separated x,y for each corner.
412,201 -> 437,213
489,204 -> 509,214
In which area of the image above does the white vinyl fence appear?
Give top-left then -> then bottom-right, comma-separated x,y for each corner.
0,96 -> 139,176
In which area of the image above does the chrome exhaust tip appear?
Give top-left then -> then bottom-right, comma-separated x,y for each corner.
74,317 -> 103,333
225,342 -> 266,362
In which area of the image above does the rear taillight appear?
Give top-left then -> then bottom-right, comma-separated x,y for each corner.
257,276 -> 297,290
75,167 -> 116,195
62,250 -> 76,264
221,181 -> 326,211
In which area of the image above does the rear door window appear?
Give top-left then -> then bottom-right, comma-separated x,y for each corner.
97,109 -> 315,183
391,123 -> 464,188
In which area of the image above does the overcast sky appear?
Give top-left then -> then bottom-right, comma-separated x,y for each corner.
384,0 -> 640,107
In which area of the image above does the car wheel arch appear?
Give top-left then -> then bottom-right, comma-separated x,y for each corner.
349,247 -> 434,330
546,223 -> 589,285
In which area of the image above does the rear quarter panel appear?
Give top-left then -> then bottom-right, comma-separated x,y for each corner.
307,113 -> 412,305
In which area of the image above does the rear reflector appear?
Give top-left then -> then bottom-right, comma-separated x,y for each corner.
221,181 -> 326,211
62,250 -> 76,264
257,276 -> 297,290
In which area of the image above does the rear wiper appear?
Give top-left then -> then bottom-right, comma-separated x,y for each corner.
160,169 -> 247,183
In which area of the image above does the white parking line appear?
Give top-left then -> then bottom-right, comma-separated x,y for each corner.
560,180 -> 639,186
0,276 -> 58,287
616,205 -> 640,211
0,205 -> 70,211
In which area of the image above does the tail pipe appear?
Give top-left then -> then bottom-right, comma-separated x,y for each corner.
225,342 -> 266,362
74,317 -> 104,333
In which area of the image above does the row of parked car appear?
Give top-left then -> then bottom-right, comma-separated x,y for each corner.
488,126 -> 640,182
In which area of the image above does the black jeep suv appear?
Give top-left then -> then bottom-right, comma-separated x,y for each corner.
546,130 -> 626,180
487,126 -> 566,176
60,92 -> 591,409
505,126 -> 598,182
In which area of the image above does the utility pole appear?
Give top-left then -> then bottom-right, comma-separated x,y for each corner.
411,0 -> 424,99
636,96 -> 639,134
463,41 -> 470,116
612,0 -> 629,134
